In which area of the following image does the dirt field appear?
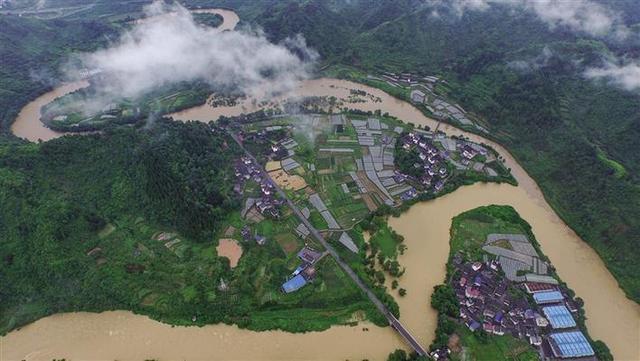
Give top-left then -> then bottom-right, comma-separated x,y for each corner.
269,169 -> 307,191
216,238 -> 243,268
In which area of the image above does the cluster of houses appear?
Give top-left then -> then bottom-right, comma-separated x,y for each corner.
399,131 -> 448,193
238,225 -> 268,246
377,71 -> 440,89
396,127 -> 504,199
281,246 -> 324,293
233,156 -> 262,194
371,71 -> 487,133
450,250 -> 596,360
446,139 -> 499,178
269,136 -> 301,172
234,157 -> 282,219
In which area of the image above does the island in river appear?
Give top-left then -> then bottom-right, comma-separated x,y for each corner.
430,205 -> 611,361
2,6 -> 639,361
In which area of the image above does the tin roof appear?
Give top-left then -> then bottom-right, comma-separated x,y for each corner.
543,305 -> 576,329
549,331 -> 595,358
533,291 -> 564,304
282,274 -> 307,293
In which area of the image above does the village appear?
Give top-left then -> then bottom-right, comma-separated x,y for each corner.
367,71 -> 490,134
446,233 -> 596,361
223,111 -> 512,295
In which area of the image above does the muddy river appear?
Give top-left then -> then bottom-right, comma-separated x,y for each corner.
4,7 -> 639,361
10,80 -> 88,142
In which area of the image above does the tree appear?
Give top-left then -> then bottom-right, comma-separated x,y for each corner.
399,288 -> 407,297
592,340 -> 613,361
387,349 -> 408,361
431,284 -> 458,317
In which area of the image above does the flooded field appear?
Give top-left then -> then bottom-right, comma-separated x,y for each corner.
216,238 -> 243,268
4,7 -> 639,361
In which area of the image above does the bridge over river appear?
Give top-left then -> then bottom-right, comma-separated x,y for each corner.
229,131 -> 428,357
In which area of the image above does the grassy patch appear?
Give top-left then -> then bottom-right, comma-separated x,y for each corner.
450,326 -> 539,361
450,206 -> 526,262
369,223 -> 398,259
596,147 -> 627,179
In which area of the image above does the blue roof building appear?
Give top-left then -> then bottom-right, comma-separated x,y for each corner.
549,331 -> 595,358
282,274 -> 307,293
533,290 -> 564,305
467,320 -> 481,332
543,305 -> 576,329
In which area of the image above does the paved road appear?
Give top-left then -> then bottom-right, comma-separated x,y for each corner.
228,131 -> 428,357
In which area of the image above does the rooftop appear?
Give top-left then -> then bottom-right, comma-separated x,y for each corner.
549,331 -> 595,358
543,305 -> 576,329
282,274 -> 307,293
533,291 -> 564,305
297,246 -> 322,264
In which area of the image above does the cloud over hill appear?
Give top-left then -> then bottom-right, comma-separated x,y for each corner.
67,1 -> 316,103
432,0 -> 629,38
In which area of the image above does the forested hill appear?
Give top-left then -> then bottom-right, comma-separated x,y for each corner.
0,120 -> 241,332
240,0 -> 640,302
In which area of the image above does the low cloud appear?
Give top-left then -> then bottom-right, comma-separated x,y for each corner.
430,0 -> 629,38
507,46 -> 554,72
585,61 -> 640,91
65,1 -> 316,111
521,0 -> 628,39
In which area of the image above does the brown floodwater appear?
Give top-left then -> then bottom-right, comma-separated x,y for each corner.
135,7 -> 239,32
10,80 -> 88,142
0,311 -> 406,361
216,238 -> 243,268
5,8 -> 640,361
388,184 -> 640,360
191,8 -> 240,32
